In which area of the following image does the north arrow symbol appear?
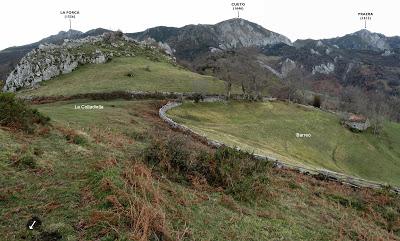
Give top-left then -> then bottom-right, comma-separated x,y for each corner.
29,221 -> 36,230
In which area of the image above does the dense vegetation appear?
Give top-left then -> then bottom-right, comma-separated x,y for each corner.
0,93 -> 49,132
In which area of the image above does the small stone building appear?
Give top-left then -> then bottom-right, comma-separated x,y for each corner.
342,113 -> 370,131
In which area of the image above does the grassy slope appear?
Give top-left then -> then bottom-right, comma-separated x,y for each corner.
18,57 -> 238,97
168,101 -> 400,186
1,99 -> 399,240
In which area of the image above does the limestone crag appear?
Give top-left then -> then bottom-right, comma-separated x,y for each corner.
3,33 -> 168,92
214,18 -> 292,49
129,18 -> 292,60
4,47 -> 107,92
312,62 -> 335,75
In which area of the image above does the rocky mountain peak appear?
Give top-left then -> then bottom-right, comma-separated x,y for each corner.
214,18 -> 292,49
128,18 -> 292,60
40,29 -> 83,44
322,29 -> 391,51
351,29 -> 389,50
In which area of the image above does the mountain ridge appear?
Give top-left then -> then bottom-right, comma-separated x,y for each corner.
129,18 -> 292,60
2,18 -> 400,96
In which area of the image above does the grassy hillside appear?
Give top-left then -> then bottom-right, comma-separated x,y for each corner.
18,57 -> 236,97
167,101 -> 400,186
1,99 -> 399,240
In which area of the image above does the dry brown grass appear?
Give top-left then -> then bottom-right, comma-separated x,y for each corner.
90,126 -> 133,148
88,160 -> 172,240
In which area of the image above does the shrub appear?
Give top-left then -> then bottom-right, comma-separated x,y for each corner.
18,154 -> 36,169
142,134 -> 190,172
103,30 -> 123,43
66,134 -> 86,145
33,147 -> 44,156
0,93 -> 50,132
126,71 -> 135,77
20,155 -> 36,168
142,134 -> 271,202
313,95 -> 322,108
72,135 -> 87,145
326,193 -> 366,211
192,93 -> 204,103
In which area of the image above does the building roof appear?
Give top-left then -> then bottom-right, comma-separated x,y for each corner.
347,114 -> 368,123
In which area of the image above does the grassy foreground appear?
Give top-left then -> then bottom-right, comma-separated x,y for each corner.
1,99 -> 400,240
18,57 -> 235,97
167,101 -> 400,186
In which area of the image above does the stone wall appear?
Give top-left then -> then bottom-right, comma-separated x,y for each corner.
159,100 -> 400,194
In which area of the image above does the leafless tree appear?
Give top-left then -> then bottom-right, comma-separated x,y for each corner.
281,67 -> 309,103
214,57 -> 234,99
340,86 -> 389,135
367,91 -> 389,135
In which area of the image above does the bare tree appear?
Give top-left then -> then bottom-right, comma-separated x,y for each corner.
340,86 -> 389,135
195,47 -> 276,101
367,91 -> 389,135
215,57 -> 234,99
339,86 -> 368,115
281,67 -> 308,103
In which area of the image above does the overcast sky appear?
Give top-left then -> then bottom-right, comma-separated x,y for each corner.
1,0 -> 399,50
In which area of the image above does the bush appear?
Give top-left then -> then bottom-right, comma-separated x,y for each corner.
18,154 -> 36,169
65,133 -> 87,145
103,30 -> 123,43
126,71 -> 135,77
20,155 -> 36,168
142,134 -> 271,202
313,95 -> 321,108
192,93 -> 204,103
0,93 -> 50,132
142,135 -> 190,172
72,135 -> 87,145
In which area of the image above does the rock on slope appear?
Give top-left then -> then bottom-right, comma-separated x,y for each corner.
3,33 -> 171,92
0,29 -> 112,82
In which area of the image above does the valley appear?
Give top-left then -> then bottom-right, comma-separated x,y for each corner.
1,12 -> 400,240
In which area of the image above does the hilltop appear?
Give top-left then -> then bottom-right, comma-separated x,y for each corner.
2,19 -> 400,97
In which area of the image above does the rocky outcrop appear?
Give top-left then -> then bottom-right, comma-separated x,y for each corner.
312,62 -> 335,75
280,58 -> 297,77
213,18 -> 292,49
3,33 -> 169,92
0,29 -> 113,82
3,37 -> 108,92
